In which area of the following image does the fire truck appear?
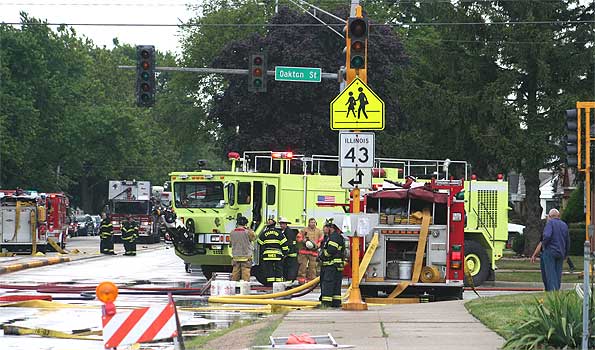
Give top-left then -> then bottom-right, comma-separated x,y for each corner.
0,190 -> 48,253
339,179 -> 467,300
167,151 -> 509,288
43,193 -> 70,250
107,180 -> 159,244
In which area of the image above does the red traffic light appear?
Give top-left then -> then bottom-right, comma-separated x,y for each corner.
350,19 -> 367,37
253,56 -> 263,65
142,61 -> 150,70
253,68 -> 262,77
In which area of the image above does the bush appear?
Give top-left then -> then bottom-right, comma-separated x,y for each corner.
512,234 -> 525,255
568,224 -> 587,256
562,184 -> 585,223
503,291 -> 595,350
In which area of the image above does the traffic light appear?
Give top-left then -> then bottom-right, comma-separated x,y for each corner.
136,45 -> 155,107
348,17 -> 368,69
346,15 -> 368,84
249,53 -> 267,93
565,108 -> 579,167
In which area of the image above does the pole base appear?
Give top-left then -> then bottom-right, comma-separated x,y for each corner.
342,301 -> 368,311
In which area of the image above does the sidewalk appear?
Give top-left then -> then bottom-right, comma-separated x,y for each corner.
272,300 -> 504,350
0,237 -> 164,275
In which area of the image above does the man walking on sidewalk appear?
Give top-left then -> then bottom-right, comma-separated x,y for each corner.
230,216 -> 255,282
540,208 -> 570,291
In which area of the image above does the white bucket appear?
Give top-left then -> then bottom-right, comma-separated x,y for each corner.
399,261 -> 413,280
272,282 -> 286,294
239,281 -> 251,295
223,281 -> 236,296
210,280 -> 221,296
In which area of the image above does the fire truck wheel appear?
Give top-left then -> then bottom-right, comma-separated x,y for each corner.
464,240 -> 489,287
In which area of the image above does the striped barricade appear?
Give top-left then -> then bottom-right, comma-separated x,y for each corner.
101,301 -> 177,348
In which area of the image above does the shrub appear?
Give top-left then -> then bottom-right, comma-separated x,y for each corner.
502,291 -> 594,350
512,234 -> 525,255
562,185 -> 585,223
568,225 -> 587,256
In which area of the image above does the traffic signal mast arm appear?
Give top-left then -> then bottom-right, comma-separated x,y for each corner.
119,65 -> 339,79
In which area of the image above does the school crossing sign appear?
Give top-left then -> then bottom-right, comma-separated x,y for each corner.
330,77 -> 384,130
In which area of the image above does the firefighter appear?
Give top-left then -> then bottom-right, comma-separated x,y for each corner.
257,218 -> 288,285
99,213 -> 115,255
230,216 -> 255,281
320,220 -> 345,308
279,217 -> 298,282
121,215 -> 138,256
296,218 -> 323,284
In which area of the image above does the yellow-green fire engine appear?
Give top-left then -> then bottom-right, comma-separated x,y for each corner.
168,151 -> 508,286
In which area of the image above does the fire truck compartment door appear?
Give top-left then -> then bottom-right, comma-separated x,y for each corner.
2,207 -> 35,243
427,228 -> 447,265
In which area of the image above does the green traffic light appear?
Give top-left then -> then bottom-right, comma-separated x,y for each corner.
351,56 -> 365,69
141,94 -> 151,102
253,79 -> 262,87
141,71 -> 150,81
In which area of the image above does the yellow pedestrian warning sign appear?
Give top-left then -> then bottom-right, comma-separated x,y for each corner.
330,77 -> 384,130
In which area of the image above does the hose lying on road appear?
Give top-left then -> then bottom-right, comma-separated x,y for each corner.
208,296 -> 319,307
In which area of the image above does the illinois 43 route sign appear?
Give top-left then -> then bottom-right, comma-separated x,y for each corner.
330,77 -> 384,130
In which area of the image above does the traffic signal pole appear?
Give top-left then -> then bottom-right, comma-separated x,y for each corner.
342,3 -> 367,312
571,102 -> 595,350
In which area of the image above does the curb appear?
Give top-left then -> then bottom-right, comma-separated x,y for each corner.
0,257 -> 71,274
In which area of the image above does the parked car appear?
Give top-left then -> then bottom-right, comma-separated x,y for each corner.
74,215 -> 94,236
91,215 -> 101,235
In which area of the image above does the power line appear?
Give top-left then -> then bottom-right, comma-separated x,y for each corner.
3,19 -> 595,27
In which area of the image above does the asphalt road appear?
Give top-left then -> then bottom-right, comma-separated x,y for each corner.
0,237 -> 536,350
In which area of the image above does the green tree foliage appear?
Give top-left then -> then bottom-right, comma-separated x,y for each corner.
206,6 -> 406,155
561,184 -> 584,223
0,14 -> 218,212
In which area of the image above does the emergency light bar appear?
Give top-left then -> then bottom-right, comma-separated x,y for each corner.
271,151 -> 293,159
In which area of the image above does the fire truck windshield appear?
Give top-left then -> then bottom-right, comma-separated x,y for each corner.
174,182 -> 224,208
113,201 -> 149,215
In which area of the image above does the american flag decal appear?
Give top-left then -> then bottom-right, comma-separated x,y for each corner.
317,195 -> 335,203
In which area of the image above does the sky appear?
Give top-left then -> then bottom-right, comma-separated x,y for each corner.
0,0 -> 202,53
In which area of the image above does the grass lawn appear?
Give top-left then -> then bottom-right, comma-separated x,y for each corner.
496,271 -> 582,283
465,292 -> 546,338
496,255 -> 583,271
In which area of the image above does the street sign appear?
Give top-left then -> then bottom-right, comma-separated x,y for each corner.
275,66 -> 322,83
330,77 -> 384,130
341,167 -> 372,189
340,132 -> 375,168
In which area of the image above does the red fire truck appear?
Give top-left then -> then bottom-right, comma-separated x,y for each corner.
336,179 -> 466,300
108,180 -> 160,243
43,193 -> 70,249
0,189 -> 48,253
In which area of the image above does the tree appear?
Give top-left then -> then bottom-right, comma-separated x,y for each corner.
207,6 -> 407,156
